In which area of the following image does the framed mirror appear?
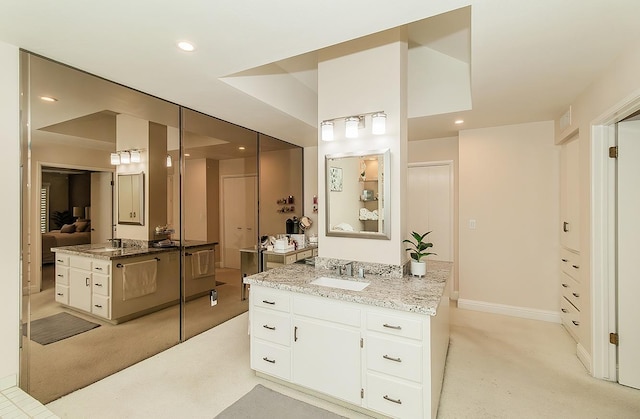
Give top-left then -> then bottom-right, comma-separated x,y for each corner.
325,149 -> 390,239
118,173 -> 145,225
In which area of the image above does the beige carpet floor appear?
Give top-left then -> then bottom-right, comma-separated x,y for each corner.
47,302 -> 640,419
23,265 -> 247,404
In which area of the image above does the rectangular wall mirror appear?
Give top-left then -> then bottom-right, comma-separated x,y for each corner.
325,149 -> 390,239
118,172 -> 145,225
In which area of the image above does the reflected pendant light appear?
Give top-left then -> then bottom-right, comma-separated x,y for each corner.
345,117 -> 360,138
120,151 -> 131,164
110,153 -> 120,165
130,150 -> 141,163
321,121 -> 334,141
371,112 -> 387,135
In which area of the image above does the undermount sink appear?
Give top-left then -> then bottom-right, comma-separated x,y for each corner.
310,276 -> 370,291
86,247 -> 120,253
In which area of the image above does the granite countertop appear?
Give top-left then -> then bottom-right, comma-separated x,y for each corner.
51,244 -> 178,261
243,260 -> 452,316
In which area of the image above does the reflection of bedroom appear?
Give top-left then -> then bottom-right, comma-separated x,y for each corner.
41,167 -> 92,264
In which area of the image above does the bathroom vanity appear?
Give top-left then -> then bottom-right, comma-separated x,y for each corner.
244,260 -> 451,419
52,244 -> 180,323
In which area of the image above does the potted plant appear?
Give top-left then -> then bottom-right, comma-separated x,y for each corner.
403,231 -> 436,276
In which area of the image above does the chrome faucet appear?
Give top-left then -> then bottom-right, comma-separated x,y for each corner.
108,238 -> 122,248
340,261 -> 354,276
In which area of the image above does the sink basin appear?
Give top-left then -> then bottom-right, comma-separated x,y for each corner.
85,247 -> 120,253
310,277 -> 370,291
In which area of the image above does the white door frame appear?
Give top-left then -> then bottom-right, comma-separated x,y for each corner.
407,160 -> 455,296
219,173 -> 257,268
591,88 -> 640,381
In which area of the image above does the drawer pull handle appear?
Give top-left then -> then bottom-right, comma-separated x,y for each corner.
294,326 -> 298,342
563,221 -> 569,232
95,283 -> 103,287
56,293 -> 64,296
94,304 -> 102,308
262,300 -> 276,305
262,357 -> 276,364
383,323 -> 402,330
572,265 -> 579,269
572,292 -> 579,298
572,320 -> 580,326
561,308 -> 568,313
57,274 -> 64,278
561,258 -> 568,262
263,325 -> 276,331
383,395 -> 402,405
95,267 -> 103,271
57,259 -> 63,263
86,278 -> 90,286
561,283 -> 569,288
383,355 -> 402,363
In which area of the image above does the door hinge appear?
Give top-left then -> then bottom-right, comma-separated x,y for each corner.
610,332 -> 619,346
361,388 -> 364,399
360,338 -> 363,348
609,146 -> 618,158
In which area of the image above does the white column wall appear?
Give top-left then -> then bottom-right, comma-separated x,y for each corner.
0,41 -> 20,388
318,29 -> 408,266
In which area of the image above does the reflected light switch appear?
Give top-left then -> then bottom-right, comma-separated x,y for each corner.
468,219 -> 477,229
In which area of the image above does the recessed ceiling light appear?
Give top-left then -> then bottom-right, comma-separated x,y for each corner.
177,41 -> 195,52
184,153 -> 191,157
40,96 -> 58,102
238,146 -> 245,150
454,119 -> 464,125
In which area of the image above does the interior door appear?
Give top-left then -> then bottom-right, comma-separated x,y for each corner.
222,176 -> 257,269
407,163 -> 453,261
617,119 -> 640,389
90,172 -> 114,244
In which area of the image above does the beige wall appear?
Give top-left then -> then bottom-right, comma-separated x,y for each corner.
0,41 -> 20,388
458,121 -> 559,315
408,136 -> 459,292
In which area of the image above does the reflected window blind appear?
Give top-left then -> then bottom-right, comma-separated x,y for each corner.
40,184 -> 49,233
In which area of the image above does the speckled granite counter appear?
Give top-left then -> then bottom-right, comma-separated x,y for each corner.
51,243 -> 178,261
243,260 -> 451,315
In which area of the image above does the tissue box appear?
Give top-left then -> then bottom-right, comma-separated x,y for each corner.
274,239 -> 289,250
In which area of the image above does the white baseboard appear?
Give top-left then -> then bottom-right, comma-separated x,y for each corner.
0,374 -> 17,391
577,342 -> 592,374
457,299 -> 562,324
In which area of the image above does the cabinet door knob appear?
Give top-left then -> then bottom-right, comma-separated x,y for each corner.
383,355 -> 402,363
262,357 -> 276,364
383,395 -> 402,405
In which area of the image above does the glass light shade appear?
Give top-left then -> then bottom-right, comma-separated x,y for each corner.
371,112 -> 386,135
72,206 -> 83,218
110,152 -> 120,165
120,151 -> 131,164
130,150 -> 141,163
166,154 -> 172,167
321,121 -> 334,141
345,117 -> 360,138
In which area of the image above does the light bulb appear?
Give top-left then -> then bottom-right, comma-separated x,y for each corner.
321,121 -> 334,141
345,117 -> 360,138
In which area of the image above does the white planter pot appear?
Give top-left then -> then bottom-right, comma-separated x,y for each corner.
410,260 -> 426,277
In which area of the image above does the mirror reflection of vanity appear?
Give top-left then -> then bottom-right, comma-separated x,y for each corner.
325,149 -> 390,239
118,173 -> 145,225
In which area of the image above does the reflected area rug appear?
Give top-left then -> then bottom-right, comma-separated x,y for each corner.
215,384 -> 348,419
28,312 -> 100,345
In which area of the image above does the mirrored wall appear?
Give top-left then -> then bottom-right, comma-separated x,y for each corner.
19,52 -> 302,403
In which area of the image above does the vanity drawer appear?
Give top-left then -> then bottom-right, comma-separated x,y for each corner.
91,294 -> 110,319
55,266 -> 70,286
293,295 -> 361,328
367,311 -> 423,341
366,335 -> 423,383
55,254 -> 70,266
55,284 -> 69,305
70,255 -> 92,271
561,297 -> 580,341
252,287 -> 291,312
92,260 -> 111,275
366,372 -> 423,419
252,308 -> 291,346
92,273 -> 110,296
251,340 -> 291,381
560,272 -> 581,311
296,249 -> 312,260
560,248 -> 580,281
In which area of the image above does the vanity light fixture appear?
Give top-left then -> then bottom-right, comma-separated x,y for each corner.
321,121 -> 334,141
166,154 -> 172,167
320,111 -> 385,141
130,150 -> 141,163
120,151 -> 131,164
110,153 -> 121,165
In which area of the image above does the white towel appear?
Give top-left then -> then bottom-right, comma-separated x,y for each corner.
191,249 -> 215,278
122,259 -> 157,301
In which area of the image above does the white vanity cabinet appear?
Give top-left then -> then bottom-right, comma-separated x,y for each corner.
249,284 -> 449,418
56,254 -> 112,319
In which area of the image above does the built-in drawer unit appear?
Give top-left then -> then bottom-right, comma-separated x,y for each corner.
55,284 -> 69,305
366,335 -> 423,382
560,272 -> 581,311
559,246 -> 581,343
92,294 -> 111,318
366,372 -> 423,419
92,273 -> 110,297
296,249 -> 312,260
367,311 -> 423,341
560,297 -> 580,340
252,307 -> 291,346
560,248 -> 580,281
55,266 -> 70,285
252,287 -> 291,312
55,254 -> 70,266
251,337 -> 292,381
92,259 -> 111,275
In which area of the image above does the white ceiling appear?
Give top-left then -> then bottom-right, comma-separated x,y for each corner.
2,0 -> 640,147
